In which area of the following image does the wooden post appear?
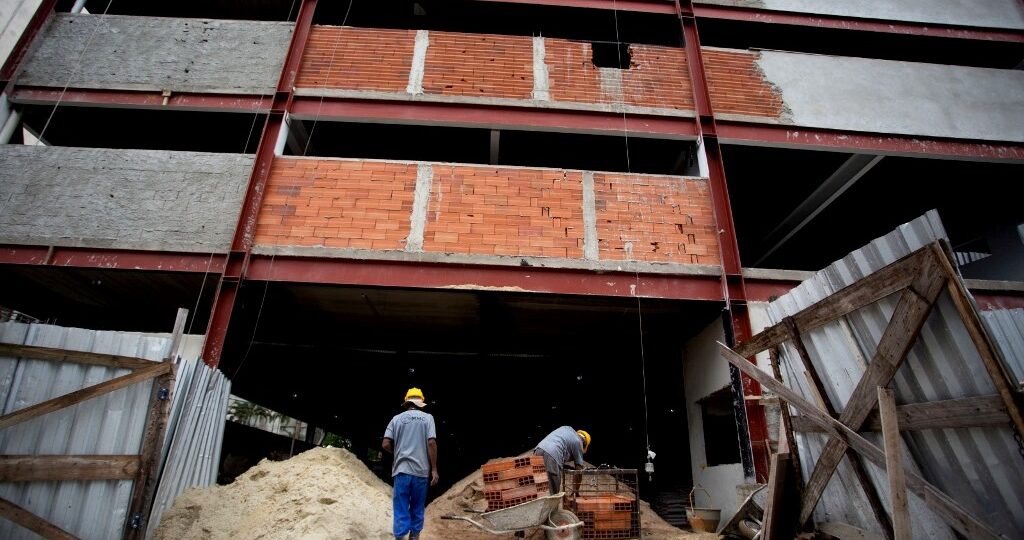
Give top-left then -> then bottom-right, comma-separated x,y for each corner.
878,387 -> 910,540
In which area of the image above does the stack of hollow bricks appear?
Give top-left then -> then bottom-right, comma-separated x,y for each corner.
574,494 -> 640,539
481,456 -> 549,510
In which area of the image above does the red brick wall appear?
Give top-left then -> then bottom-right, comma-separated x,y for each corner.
423,165 -> 585,258
255,159 -> 719,265
594,173 -> 719,265
543,39 -> 693,110
703,49 -> 785,118
422,33 -> 534,99
296,26 -> 415,92
255,158 -> 416,249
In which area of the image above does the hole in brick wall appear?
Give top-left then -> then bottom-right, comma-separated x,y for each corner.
698,387 -> 742,466
591,42 -> 632,69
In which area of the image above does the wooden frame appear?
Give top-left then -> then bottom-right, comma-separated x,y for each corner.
0,309 -> 185,540
722,243 -> 1024,540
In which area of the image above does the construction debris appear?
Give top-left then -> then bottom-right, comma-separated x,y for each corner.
152,446 -> 393,540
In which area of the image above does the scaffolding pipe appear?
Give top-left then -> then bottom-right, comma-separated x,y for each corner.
71,0 -> 88,13
0,110 -> 22,144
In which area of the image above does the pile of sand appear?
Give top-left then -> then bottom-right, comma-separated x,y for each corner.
153,446 -> 394,540
154,446 -> 717,540
421,456 -> 719,540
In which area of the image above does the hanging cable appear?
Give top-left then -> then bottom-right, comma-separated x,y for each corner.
610,1 -> 655,478
34,0 -> 116,145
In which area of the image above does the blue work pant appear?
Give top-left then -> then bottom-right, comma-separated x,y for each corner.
392,472 -> 428,538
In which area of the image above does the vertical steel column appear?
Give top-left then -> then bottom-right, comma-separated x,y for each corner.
676,0 -> 771,481
201,0 -> 319,366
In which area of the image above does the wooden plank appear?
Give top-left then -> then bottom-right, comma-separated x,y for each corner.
798,257 -> 947,526
878,387 -> 911,540
761,446 -> 790,539
0,496 -> 79,540
768,346 -> 803,486
124,366 -> 175,540
0,361 -> 170,430
0,343 -> 153,370
785,317 -> 894,538
790,395 -> 1009,433
735,249 -> 928,358
0,455 -> 140,482
935,250 -> 1024,439
719,343 -> 1006,540
817,522 -> 886,540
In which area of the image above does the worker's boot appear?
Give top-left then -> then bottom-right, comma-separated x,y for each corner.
408,533 -> 420,540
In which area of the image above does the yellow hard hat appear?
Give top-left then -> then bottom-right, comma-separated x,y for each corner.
577,430 -> 591,452
403,387 -> 427,407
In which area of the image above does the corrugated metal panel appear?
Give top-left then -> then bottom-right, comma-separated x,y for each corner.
0,322 -> 172,540
982,309 -> 1024,386
763,211 -> 1024,539
145,347 -> 231,539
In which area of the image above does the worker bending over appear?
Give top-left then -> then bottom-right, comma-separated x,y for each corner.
533,426 -> 590,495
383,387 -> 439,540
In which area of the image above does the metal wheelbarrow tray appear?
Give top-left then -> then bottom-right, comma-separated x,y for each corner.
442,493 -> 583,535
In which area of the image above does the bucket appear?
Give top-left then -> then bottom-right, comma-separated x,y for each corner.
685,486 -> 721,533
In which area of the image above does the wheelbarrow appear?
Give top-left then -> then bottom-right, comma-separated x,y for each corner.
442,493 -> 584,539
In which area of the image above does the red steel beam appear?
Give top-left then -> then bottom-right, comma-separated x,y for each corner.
247,255 -> 724,301
201,0 -> 320,367
717,121 -> 1024,162
473,0 -> 676,14
0,0 -> 58,84
693,4 -> 1024,43
973,292 -> 1024,311
679,0 -> 770,481
0,245 -> 225,273
290,97 -> 699,139
9,87 -> 271,112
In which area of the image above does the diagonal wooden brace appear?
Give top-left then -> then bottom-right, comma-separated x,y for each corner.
796,252 -> 947,526
719,343 -> 1007,540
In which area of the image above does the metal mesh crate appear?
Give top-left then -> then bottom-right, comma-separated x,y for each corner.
563,468 -> 641,540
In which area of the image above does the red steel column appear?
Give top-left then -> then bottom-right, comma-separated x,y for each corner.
677,0 -> 771,481
201,0 -> 319,366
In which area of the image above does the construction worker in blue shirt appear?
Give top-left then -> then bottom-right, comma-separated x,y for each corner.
534,426 -> 590,496
383,387 -> 439,540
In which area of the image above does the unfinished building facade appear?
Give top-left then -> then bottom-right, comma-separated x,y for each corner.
1,0 -> 1022,530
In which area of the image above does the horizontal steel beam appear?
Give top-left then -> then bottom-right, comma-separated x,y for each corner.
10,87 -> 271,113
247,254 -> 724,300
473,0 -> 677,14
717,121 -> 1024,162
290,96 -> 700,138
693,4 -> 1024,42
0,245 -> 225,273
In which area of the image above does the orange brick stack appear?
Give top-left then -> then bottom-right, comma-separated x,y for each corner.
703,49 -> 786,119
573,494 -> 639,539
481,456 -> 549,511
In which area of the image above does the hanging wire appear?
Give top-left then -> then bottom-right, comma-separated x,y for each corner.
33,0 -> 117,145
301,0 -> 355,157
609,0 -> 651,455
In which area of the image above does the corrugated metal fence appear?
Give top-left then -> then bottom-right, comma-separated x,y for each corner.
762,211 -> 1024,539
0,322 -> 230,539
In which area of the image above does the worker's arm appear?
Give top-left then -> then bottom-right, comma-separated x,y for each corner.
427,438 -> 439,486
382,437 -> 394,453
